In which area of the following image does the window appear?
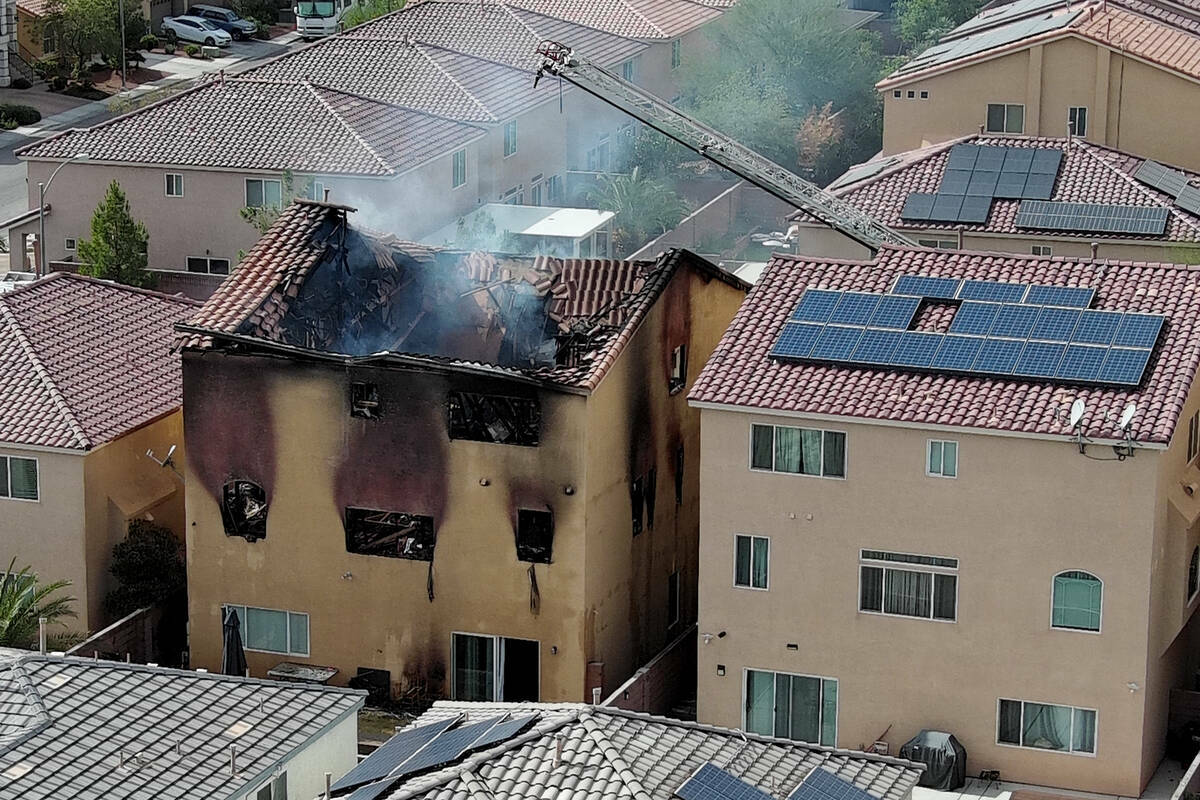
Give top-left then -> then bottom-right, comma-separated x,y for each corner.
186,256 -> 230,275
245,178 -> 283,210
307,180 -> 326,202
503,120 -> 518,157
1032,244 -> 1053,257
1188,410 -> 1199,463
452,149 -> 467,189
675,445 -> 684,505
750,423 -> 846,478
671,38 -> 681,69
452,633 -> 539,701
586,138 -> 610,172
927,440 -> 958,478
986,103 -> 1025,134
669,345 -> 687,394
529,181 -> 541,206
1189,547 -> 1198,601
907,90 -> 915,98
594,228 -> 609,257
63,238 -> 76,252
920,90 -> 929,99
165,173 -> 184,197
916,238 -> 956,249
745,670 -> 837,746
997,699 -> 1096,755
516,508 -> 553,563
668,570 -> 680,626
621,58 -> 637,82
223,605 -> 309,656
631,476 -> 644,536
501,186 -> 523,205
447,391 -> 540,445
1068,106 -> 1087,136
859,550 -> 958,621
254,773 -> 287,800
0,455 -> 38,501
1051,570 -> 1101,632
350,381 -> 380,419
345,507 -> 436,561
42,27 -> 57,54
220,480 -> 268,541
546,174 -> 563,204
734,535 -> 769,589
893,90 -> 901,98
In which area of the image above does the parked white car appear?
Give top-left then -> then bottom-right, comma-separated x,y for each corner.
161,15 -> 233,46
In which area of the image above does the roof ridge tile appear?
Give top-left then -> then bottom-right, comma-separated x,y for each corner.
303,81 -> 397,174
1074,140 -> 1200,236
413,42 -> 498,122
579,714 -> 656,800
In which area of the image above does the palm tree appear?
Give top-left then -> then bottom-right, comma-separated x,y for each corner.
0,560 -> 76,649
587,167 -> 689,256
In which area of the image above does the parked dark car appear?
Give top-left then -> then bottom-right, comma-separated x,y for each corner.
187,4 -> 258,39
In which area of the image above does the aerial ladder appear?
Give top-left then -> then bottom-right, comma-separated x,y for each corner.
534,41 -> 913,253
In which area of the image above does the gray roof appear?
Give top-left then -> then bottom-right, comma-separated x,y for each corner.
0,655 -> 364,799
356,702 -> 921,800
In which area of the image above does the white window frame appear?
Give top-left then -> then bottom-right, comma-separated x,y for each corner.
926,439 -> 958,478
244,178 -> 283,210
253,772 -> 287,800
503,120 -> 518,158
0,454 -> 39,502
748,423 -> 847,479
165,172 -> 184,198
450,631 -> 540,701
621,57 -> 637,82
916,238 -> 956,249
63,238 -> 76,252
186,256 -> 231,275
733,534 -> 769,591
742,668 -> 838,746
1068,106 -> 1088,137
986,103 -> 1025,134
1049,570 -> 1103,634
307,179 -> 327,202
858,549 -> 958,623
996,698 -> 1098,757
222,604 -> 309,656
1032,244 -> 1053,257
451,149 -> 467,189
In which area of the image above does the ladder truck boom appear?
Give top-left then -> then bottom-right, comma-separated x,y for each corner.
534,41 -> 913,253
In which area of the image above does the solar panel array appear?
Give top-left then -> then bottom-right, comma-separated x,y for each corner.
331,717 -> 457,792
675,763 -> 776,800
1014,200 -> 1169,234
896,7 -> 1082,75
786,768 -> 878,800
1133,158 -> 1200,217
901,145 -> 1062,224
770,278 -> 1164,388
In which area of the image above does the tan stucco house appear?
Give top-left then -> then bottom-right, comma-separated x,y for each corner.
174,200 -> 747,703
689,244 -> 1200,794
877,0 -> 1200,171
0,273 -> 196,634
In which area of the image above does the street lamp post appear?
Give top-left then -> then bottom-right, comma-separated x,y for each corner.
37,152 -> 90,278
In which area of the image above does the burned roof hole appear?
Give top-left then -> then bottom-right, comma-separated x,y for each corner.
345,507 -> 436,561
221,480 -> 268,542
448,391 -> 540,446
516,509 -> 553,564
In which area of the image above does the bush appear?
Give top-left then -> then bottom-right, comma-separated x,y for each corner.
232,0 -> 279,24
0,104 -> 41,127
183,43 -> 199,57
106,520 -> 185,618
10,78 -> 30,90
139,33 -> 158,50
32,54 -> 61,80
163,40 -> 175,54
49,75 -> 67,91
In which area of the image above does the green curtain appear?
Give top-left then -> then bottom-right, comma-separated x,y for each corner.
735,537 -> 752,586
775,427 -> 802,473
820,679 -> 838,746
8,457 -> 37,500
744,670 -> 775,735
1052,572 -> 1101,631
822,431 -> 846,477
860,566 -> 884,612
752,538 -> 769,588
1072,708 -> 1096,753
799,429 -> 822,475
751,425 -> 774,469
1023,702 -> 1070,751
787,675 -> 821,743
884,568 -> 932,617
454,634 -> 495,701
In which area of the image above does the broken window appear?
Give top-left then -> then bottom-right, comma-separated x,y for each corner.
631,477 -> 644,536
220,480 -> 268,542
675,445 -> 684,506
350,382 -> 380,419
345,507 -> 436,561
516,509 -> 553,563
447,391 -> 540,446
645,468 -> 657,530
669,344 -> 688,394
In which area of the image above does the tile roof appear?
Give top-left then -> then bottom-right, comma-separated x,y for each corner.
500,0 -> 724,38
177,201 -> 746,392
18,79 -> 486,175
689,245 -> 1200,444
0,273 -> 198,450
0,654 -> 363,800
800,135 -> 1200,241
16,0 -> 50,16
358,702 -> 923,800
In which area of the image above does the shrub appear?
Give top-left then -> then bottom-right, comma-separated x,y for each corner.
232,0 -> 278,24
32,54 -> 60,80
106,520 -> 185,618
183,43 -> 199,57
0,105 -> 41,127
10,78 -> 30,90
139,33 -> 158,50
49,75 -> 67,91
163,40 -> 176,54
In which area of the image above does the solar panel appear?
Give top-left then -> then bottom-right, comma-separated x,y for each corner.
930,193 -> 965,221
958,280 -> 1027,303
1024,285 -> 1095,308
975,146 -> 1006,171
790,290 -> 842,322
1030,306 -> 1081,341
850,328 -> 903,362
811,325 -> 864,360
1030,149 -> 1063,175
1098,347 -> 1153,385
973,337 -> 1024,373
891,331 -> 943,367
829,292 -> 881,325
958,194 -> 992,223
1177,185 -> 1200,217
1022,172 -> 1056,199
945,144 -> 979,169
868,295 -> 921,329
468,714 -> 539,752
1056,344 -> 1107,381
1072,310 -> 1121,345
892,275 -> 962,298
1112,313 -> 1165,348
771,322 -> 823,359
1002,148 -> 1034,171
1134,159 -> 1188,196
990,303 -> 1040,338
966,170 -> 999,197
901,193 -> 936,220
994,171 -> 1027,198
1014,340 -> 1066,378
948,301 -> 999,335
933,334 -> 985,370
786,767 -> 877,800
1015,201 -> 1169,235
331,718 -> 458,792
393,717 -> 504,777
940,169 -> 971,194
676,763 -> 776,800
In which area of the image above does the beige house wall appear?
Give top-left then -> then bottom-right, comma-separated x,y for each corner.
695,406 -> 1164,795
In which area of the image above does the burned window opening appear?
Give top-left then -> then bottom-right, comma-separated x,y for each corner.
350,382 -> 381,419
645,468 -> 657,531
220,480 -> 268,542
345,507 -> 436,561
631,477 -> 644,536
516,508 -> 553,563
675,445 -> 684,506
669,344 -> 688,394
448,391 -> 540,446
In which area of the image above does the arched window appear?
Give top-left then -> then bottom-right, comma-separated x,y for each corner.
1189,547 -> 1199,602
1052,571 -> 1102,632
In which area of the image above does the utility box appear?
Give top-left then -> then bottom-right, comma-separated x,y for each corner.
201,45 -> 220,58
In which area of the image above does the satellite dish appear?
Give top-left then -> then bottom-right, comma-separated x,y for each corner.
1118,401 -> 1138,431
1069,398 -> 1086,429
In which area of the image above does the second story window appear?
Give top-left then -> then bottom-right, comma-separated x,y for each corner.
1032,244 -> 1053,257
245,178 -> 282,210
452,149 -> 467,189
345,507 -> 436,561
447,391 -> 540,446
546,174 -> 563,204
1068,106 -> 1088,136
859,549 -> 958,621
503,120 -> 518,157
621,58 -> 637,82
516,509 -> 553,563
986,103 -> 1024,134
0,455 -> 38,501
1051,570 -> 1101,632
734,534 -> 769,589
221,480 -> 268,541
669,344 -> 687,393
927,440 -> 958,478
750,423 -> 845,478
165,173 -> 184,197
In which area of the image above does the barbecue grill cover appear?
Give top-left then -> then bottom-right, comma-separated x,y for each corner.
899,730 -> 966,790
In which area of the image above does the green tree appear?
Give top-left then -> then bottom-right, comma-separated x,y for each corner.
587,166 -> 689,256
344,0 -> 405,28
77,180 -> 152,288
45,0 -> 120,77
894,0 -> 981,53
106,521 -> 186,618
0,560 -> 76,649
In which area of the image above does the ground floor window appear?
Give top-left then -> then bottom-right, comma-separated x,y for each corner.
452,633 -> 539,702
744,669 -> 837,746
223,604 -> 309,656
997,698 -> 1096,754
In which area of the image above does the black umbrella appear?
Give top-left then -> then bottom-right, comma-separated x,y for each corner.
221,607 -> 248,677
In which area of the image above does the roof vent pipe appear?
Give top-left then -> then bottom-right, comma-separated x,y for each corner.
956,225 -> 964,250
325,772 -> 333,798
1091,241 -> 1099,259
38,617 -> 46,655
323,187 -> 331,202
553,734 -> 564,768
229,746 -> 237,776
591,687 -> 601,704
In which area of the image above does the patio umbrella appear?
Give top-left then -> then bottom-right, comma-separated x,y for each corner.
221,607 -> 248,677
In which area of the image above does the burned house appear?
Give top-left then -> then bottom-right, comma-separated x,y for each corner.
176,200 -> 747,702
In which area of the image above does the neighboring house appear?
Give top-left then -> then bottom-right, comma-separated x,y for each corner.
688,244 -> 1200,794
0,273 -> 197,633
877,0 -> 1200,170
794,135 -> 1200,261
0,652 -> 364,799
16,0 -> 50,64
175,200 -> 748,703
10,0 -> 727,274
319,700 -> 924,800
